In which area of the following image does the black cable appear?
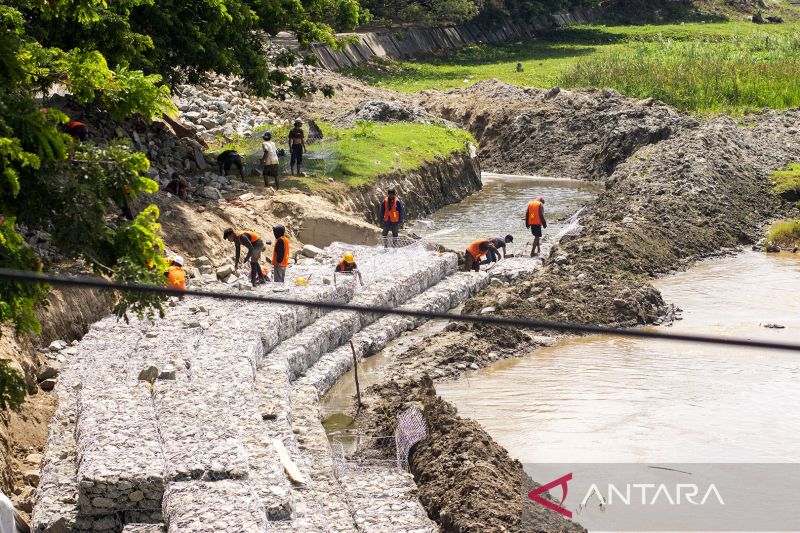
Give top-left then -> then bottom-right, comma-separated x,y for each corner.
1,268 -> 799,352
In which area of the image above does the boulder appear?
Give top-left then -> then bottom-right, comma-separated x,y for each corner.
38,363 -> 62,381
200,186 -> 222,200
301,244 -> 324,258
216,264 -> 234,279
138,365 -> 160,383
39,379 -> 57,391
48,340 -> 67,352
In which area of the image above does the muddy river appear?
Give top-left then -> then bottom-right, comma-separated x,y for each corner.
437,251 -> 800,463
323,171 -> 800,466
411,172 -> 601,252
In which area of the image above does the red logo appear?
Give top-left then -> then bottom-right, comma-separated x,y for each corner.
528,473 -> 573,519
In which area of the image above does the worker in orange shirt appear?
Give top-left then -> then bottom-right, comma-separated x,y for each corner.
464,239 -> 498,272
165,256 -> 186,290
525,197 -> 547,256
271,225 -> 290,283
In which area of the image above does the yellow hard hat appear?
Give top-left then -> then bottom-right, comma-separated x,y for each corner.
343,253 -> 354,263
295,277 -> 308,286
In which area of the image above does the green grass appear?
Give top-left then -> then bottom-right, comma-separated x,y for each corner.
771,163 -> 800,196
209,121 -> 475,188
344,22 -> 800,114
766,219 -> 800,248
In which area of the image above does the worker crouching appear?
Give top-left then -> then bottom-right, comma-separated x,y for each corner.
334,253 -> 364,286
224,228 -> 268,286
165,255 -> 186,290
464,239 -> 498,272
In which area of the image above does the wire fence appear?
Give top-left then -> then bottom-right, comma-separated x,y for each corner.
2,268 -> 800,353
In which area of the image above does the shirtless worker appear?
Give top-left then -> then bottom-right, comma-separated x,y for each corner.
288,119 -> 305,176
223,228 -> 268,286
525,197 -> 547,256
464,239 -> 498,272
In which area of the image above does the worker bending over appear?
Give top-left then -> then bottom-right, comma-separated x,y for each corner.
465,239 -> 498,272
483,235 -> 514,264
525,197 -> 547,256
224,228 -> 268,286
272,225 -> 290,283
334,253 -> 364,286
379,189 -> 404,248
165,256 -> 186,290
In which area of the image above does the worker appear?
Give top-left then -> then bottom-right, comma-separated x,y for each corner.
65,120 -> 89,141
465,239 -> 497,272
379,188 -> 404,248
261,131 -> 280,189
271,225 -> 290,283
223,228 -> 268,286
165,255 -> 186,290
484,235 -> 514,264
217,149 -> 244,178
334,253 -> 364,286
525,197 -> 547,256
288,119 -> 305,176
164,172 -> 190,200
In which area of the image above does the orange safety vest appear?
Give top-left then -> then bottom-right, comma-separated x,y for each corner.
527,200 -> 543,226
239,230 -> 260,243
466,240 -> 489,261
166,266 -> 186,290
383,197 -> 400,223
273,236 -> 289,267
337,260 -> 357,272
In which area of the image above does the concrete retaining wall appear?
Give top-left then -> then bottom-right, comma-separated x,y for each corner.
311,7 -> 605,70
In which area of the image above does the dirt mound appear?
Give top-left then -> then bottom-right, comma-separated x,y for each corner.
415,80 -> 694,180
361,376 -> 586,533
466,111 -> 800,327
333,99 -> 454,129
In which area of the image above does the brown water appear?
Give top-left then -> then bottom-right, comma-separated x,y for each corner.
437,252 -> 800,463
411,173 -> 602,252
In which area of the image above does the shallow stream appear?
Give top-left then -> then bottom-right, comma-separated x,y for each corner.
437,251 -> 800,463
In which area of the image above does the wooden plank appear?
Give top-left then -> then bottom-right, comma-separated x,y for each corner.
272,438 -> 307,485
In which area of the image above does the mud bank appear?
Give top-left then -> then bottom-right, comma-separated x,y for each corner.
468,110 -> 800,328
416,81 -> 693,180
322,147 -> 482,225
360,378 -> 585,533
1,287 -> 114,524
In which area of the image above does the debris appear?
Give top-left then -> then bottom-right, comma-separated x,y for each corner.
137,365 -> 160,383
272,438 -> 306,485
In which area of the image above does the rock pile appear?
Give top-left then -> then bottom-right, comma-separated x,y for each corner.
332,99 -> 455,129
173,76 -> 281,142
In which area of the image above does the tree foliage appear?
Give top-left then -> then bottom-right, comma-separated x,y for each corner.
1,0 -> 367,410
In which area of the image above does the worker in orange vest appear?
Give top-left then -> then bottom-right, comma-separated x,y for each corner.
334,253 -> 364,286
224,228 -> 268,286
379,189 -> 404,248
271,225 -> 290,283
165,255 -> 186,290
525,197 -> 547,256
65,120 -> 89,141
464,239 -> 498,272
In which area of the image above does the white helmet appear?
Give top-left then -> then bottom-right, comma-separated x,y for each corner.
172,255 -> 185,267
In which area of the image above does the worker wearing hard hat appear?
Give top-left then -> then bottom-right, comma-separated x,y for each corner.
165,255 -> 186,290
334,253 -> 363,286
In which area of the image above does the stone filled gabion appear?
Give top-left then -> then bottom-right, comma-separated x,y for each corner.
163,480 -> 268,532
34,242 -> 503,532
76,384 -> 166,516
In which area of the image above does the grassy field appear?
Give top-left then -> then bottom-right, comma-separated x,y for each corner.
767,164 -> 800,248
212,121 -> 474,189
343,22 -> 800,114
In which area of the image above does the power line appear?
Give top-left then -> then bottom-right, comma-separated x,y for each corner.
1,268 -> 799,353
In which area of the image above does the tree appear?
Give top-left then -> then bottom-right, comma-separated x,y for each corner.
1,0 -> 363,410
